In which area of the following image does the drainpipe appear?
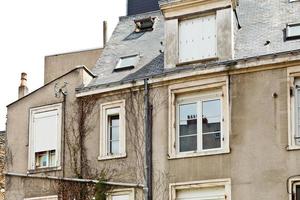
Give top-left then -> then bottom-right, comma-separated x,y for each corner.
143,79 -> 153,200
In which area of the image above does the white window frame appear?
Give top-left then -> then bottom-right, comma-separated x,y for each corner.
168,76 -> 230,159
24,195 -> 58,200
287,67 -> 300,150
28,103 -> 62,171
176,91 -> 223,154
169,179 -> 231,200
106,188 -> 135,200
178,13 -> 217,64
286,23 -> 300,40
98,100 -> 126,160
288,177 -> 300,200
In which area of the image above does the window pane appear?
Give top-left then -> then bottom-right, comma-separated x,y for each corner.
296,89 -> 300,145
180,135 -> 197,152
111,141 -> 119,154
179,103 -> 197,136
296,185 -> 300,200
111,116 -> 120,126
202,100 -> 221,134
110,127 -> 119,140
49,150 -> 56,167
203,132 -> 221,150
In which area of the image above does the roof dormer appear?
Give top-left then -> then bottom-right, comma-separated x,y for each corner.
160,0 -> 237,68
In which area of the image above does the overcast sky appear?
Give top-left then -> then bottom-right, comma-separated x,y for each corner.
0,0 -> 127,130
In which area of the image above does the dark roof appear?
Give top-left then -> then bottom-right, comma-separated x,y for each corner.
127,0 -> 159,16
0,131 -> 5,134
77,0 -> 300,94
86,11 -> 164,89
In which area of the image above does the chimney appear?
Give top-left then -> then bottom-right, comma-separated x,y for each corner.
103,21 -> 107,47
18,72 -> 28,99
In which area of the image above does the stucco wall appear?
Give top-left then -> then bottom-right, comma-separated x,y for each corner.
44,48 -> 102,84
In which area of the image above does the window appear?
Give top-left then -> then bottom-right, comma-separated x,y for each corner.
114,55 -> 139,71
99,100 -> 126,160
106,189 -> 134,200
287,69 -> 300,150
179,14 -> 217,63
286,23 -> 300,40
24,195 -> 58,200
28,104 -> 62,170
170,179 -> 231,200
168,77 -> 229,158
178,98 -> 222,153
288,178 -> 300,200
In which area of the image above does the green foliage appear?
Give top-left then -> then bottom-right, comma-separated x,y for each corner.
94,179 -> 112,200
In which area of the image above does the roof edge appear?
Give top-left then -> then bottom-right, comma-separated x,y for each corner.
7,65 -> 95,108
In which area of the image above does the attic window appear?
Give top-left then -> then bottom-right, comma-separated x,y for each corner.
134,17 -> 155,32
114,55 -> 139,71
286,23 -> 300,40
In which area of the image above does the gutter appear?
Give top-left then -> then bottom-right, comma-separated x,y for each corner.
5,172 -> 144,188
76,49 -> 300,97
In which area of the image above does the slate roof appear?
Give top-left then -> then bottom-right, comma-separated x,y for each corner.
85,10 -> 164,90
78,0 -> 300,93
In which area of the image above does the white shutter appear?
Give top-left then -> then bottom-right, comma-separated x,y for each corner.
33,110 -> 59,153
112,195 -> 129,200
177,186 -> 225,200
179,14 -> 217,63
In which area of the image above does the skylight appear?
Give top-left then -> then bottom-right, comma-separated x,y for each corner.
286,23 -> 300,40
114,55 -> 139,71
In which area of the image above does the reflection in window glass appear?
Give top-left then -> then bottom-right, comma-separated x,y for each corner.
179,103 -> 197,152
108,115 -> 120,155
202,100 -> 221,150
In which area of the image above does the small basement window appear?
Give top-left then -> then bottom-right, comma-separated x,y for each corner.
114,55 -> 139,71
286,23 -> 300,40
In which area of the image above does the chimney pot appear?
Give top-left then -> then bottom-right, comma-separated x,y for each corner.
19,72 -> 28,99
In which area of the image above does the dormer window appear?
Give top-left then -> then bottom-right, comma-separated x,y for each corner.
114,55 -> 139,71
179,14 -> 217,63
134,17 -> 155,32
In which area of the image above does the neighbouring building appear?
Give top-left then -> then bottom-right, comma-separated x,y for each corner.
0,131 -> 5,200
5,0 -> 300,200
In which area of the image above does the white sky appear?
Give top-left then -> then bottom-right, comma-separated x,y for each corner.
0,0 -> 127,130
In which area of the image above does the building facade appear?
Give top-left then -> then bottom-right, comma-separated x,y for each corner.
5,0 -> 300,200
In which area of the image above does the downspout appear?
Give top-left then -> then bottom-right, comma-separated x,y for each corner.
62,92 -> 67,178
143,79 -> 153,200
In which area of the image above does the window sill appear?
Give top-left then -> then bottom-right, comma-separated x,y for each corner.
27,166 -> 61,174
168,148 -> 230,160
98,153 -> 127,161
287,145 -> 300,151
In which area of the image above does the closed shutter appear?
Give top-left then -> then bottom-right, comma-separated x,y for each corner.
179,14 -> 217,63
177,186 -> 225,200
112,195 -> 129,200
33,110 -> 59,153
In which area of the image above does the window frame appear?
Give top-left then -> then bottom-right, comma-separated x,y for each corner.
98,100 -> 126,160
28,103 -> 62,171
168,76 -> 230,159
288,177 -> 300,200
114,55 -> 139,72
176,91 -> 223,154
178,13 -> 218,64
169,179 -> 231,200
106,188 -> 135,200
287,67 -> 300,150
286,23 -> 300,41
24,195 -> 58,200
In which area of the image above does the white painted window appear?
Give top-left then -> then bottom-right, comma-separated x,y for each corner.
179,14 -> 217,63
288,178 -> 300,200
28,104 -> 62,170
24,195 -> 58,200
286,23 -> 300,39
99,100 -> 126,160
106,189 -> 134,200
170,179 -> 231,200
177,95 -> 222,153
115,55 -> 139,71
168,77 -> 230,159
